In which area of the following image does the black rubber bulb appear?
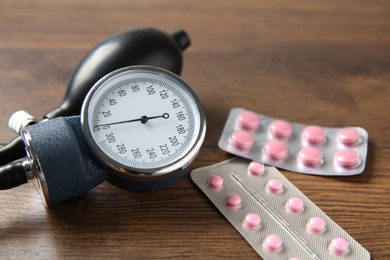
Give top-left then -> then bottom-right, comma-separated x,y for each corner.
0,136 -> 27,165
0,161 -> 27,190
0,27 -> 190,166
44,27 -> 190,119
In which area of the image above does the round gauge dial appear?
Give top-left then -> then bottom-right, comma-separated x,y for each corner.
81,66 -> 206,176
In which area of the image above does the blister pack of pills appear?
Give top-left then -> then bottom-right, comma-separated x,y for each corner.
218,108 -> 368,176
191,158 -> 370,259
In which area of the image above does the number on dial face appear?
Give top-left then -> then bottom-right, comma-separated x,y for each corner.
86,71 -> 201,171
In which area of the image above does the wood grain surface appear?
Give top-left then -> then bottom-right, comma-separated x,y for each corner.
0,0 -> 389,259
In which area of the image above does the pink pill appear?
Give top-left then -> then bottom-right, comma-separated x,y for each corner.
302,125 -> 326,144
334,149 -> 359,168
248,161 -> 265,176
264,140 -> 288,160
231,131 -> 254,151
289,258 -> 301,260
238,111 -> 260,130
306,217 -> 326,234
208,175 -> 224,189
269,120 -> 293,139
328,237 -> 350,256
337,127 -> 360,146
263,234 -> 283,253
286,197 -> 304,213
266,178 -> 284,194
298,147 -> 323,167
243,213 -> 261,230
225,194 -> 241,207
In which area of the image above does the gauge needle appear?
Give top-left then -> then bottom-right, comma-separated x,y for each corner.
94,113 -> 170,128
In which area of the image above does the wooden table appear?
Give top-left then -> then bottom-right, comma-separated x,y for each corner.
0,1 -> 389,259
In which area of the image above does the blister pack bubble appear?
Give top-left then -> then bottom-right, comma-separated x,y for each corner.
218,108 -> 368,176
191,158 -> 370,259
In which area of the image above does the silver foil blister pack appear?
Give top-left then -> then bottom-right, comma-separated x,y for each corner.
218,108 -> 368,176
191,158 -> 370,259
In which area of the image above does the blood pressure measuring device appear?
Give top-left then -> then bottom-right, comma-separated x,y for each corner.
1,66 -> 206,206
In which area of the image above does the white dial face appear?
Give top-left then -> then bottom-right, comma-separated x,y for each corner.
82,67 -> 204,174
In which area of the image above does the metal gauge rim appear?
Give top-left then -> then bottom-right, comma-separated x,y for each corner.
81,65 -> 206,177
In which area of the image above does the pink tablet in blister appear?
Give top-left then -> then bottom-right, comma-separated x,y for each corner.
218,108 -> 369,176
191,158 -> 370,259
